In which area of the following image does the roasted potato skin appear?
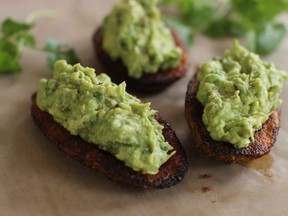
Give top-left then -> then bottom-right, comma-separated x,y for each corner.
185,75 -> 280,163
31,93 -> 188,189
93,27 -> 188,93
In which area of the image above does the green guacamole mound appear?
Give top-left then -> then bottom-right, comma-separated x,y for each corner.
196,41 -> 288,148
37,60 -> 174,174
102,0 -> 182,79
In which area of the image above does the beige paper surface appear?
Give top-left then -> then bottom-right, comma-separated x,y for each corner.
1,0 -> 288,215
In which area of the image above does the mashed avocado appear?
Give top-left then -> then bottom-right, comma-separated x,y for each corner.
196,41 -> 288,148
102,0 -> 182,79
36,60 -> 174,174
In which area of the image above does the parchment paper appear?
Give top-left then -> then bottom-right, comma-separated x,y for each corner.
1,0 -> 288,215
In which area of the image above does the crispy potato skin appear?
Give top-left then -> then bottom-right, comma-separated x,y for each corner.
93,27 -> 188,93
31,93 -> 188,189
185,75 -> 281,163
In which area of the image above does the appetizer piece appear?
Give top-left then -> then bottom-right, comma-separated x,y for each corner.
93,0 -> 188,92
185,41 -> 287,163
31,60 -> 188,189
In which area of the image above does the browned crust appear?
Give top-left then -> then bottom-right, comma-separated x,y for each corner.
184,74 -> 281,163
92,27 -> 188,92
31,93 -> 188,189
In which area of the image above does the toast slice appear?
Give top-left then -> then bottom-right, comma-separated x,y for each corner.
185,75 -> 281,163
93,27 -> 188,93
31,93 -> 188,189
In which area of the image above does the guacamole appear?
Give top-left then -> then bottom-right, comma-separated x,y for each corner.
196,41 -> 288,148
102,0 -> 182,79
36,60 -> 174,174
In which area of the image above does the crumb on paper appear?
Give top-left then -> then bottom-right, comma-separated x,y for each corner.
199,174 -> 212,179
264,172 -> 273,177
202,186 -> 211,193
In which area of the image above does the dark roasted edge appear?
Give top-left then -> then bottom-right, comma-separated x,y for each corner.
92,27 -> 188,93
184,74 -> 281,163
31,93 -> 188,189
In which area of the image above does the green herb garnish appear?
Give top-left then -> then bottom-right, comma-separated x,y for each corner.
0,13 -> 79,74
159,0 -> 288,55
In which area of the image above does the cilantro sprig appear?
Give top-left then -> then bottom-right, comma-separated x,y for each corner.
44,38 -> 80,70
159,0 -> 288,55
0,19 -> 34,73
0,16 -> 79,74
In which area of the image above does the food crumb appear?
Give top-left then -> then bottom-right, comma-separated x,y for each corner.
264,172 -> 273,177
199,174 -> 212,179
202,186 -> 211,193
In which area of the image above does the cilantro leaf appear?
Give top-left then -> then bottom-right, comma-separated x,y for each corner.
204,18 -> 246,38
232,0 -> 288,27
164,18 -> 194,47
0,51 -> 21,73
0,18 -> 35,73
254,22 -> 287,55
182,1 -> 216,31
44,37 -> 80,69
16,34 -> 36,48
0,38 -> 21,73
1,18 -> 33,37
0,38 -> 19,56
